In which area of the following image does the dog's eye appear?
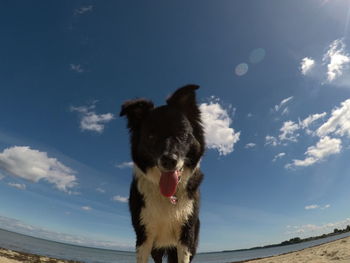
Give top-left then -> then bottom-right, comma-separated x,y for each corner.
176,133 -> 188,142
186,134 -> 193,142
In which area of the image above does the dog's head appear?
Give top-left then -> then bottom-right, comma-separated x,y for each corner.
120,85 -> 204,197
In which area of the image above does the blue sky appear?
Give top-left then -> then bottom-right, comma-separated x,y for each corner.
1,0 -> 350,252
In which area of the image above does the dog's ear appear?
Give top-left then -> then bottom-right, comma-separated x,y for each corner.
120,99 -> 154,130
166,84 -> 199,111
167,85 -> 204,151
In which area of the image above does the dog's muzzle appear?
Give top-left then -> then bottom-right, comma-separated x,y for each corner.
160,154 -> 178,171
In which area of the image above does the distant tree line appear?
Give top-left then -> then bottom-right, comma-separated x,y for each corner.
333,225 -> 350,234
280,225 -> 350,246
222,225 -> 350,253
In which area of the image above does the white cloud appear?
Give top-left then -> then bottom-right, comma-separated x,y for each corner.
71,102 -> 114,133
244,143 -> 256,149
279,121 -> 299,142
317,99 -> 350,138
286,136 -> 342,168
286,218 -> 350,237
323,39 -> 350,82
268,112 -> 326,147
272,152 -> 286,162
112,195 -> 128,203
96,187 -> 106,194
300,112 -> 327,130
0,215 -> 133,250
301,39 -> 350,86
8,182 -> 26,190
306,204 -> 332,210
322,204 -> 331,209
270,99 -> 350,169
300,57 -> 315,75
199,99 -> 240,155
281,107 -> 289,116
299,136 -> 341,165
81,206 -> 92,211
304,204 -> 319,210
116,161 -> 133,169
70,64 -> 84,73
0,146 -> 77,192
96,187 -> 106,193
74,5 -> 93,15
274,96 -> 293,113
265,135 -> 278,146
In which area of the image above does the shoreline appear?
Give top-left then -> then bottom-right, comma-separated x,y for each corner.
232,235 -> 350,263
0,236 -> 349,263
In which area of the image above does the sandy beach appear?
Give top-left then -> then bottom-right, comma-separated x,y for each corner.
1,236 -> 350,263
238,236 -> 350,263
0,247 -> 81,263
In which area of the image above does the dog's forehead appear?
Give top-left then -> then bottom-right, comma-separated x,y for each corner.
144,106 -> 189,129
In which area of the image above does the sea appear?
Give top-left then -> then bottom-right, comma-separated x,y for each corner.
1,228 -> 350,263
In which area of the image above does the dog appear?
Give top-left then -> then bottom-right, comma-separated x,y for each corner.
120,85 -> 205,263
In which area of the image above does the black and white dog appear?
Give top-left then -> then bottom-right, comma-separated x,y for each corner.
120,85 -> 205,263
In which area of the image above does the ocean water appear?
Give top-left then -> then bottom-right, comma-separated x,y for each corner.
0,228 -> 350,263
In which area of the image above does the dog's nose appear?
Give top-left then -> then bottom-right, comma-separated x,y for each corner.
160,154 -> 178,170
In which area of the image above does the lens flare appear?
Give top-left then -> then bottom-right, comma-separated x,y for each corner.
235,63 -> 249,76
249,48 -> 266,64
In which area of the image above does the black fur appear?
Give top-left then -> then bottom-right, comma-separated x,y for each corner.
120,85 -> 205,262
129,178 -> 147,247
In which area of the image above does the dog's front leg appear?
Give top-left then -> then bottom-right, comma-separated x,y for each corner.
177,245 -> 192,263
136,240 -> 153,263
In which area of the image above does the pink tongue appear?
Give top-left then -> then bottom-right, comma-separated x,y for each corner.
159,171 -> 179,197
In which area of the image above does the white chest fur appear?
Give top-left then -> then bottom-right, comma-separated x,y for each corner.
135,166 -> 194,248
